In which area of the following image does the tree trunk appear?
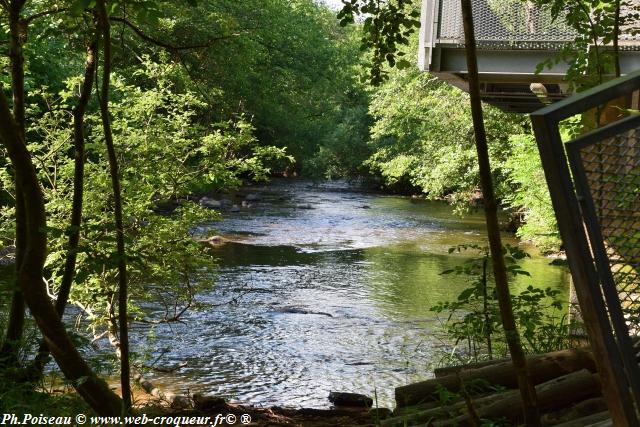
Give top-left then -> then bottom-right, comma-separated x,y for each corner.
553,410 -> 611,427
96,0 -> 132,411
613,0 -> 621,78
387,369 -> 601,427
459,0 -> 540,424
30,39 -> 98,377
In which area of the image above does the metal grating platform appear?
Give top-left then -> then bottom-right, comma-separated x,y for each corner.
419,0 -> 640,112
435,0 -> 640,50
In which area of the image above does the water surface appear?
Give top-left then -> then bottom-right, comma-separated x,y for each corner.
137,179 -> 570,408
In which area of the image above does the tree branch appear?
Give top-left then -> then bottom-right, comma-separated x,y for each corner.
24,6 -> 68,24
110,16 -> 241,51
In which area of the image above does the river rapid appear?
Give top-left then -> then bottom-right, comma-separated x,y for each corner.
134,179 -> 570,409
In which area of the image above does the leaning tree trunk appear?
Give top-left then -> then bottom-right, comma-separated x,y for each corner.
96,0 -> 132,411
459,0 -> 540,425
30,38 -> 98,377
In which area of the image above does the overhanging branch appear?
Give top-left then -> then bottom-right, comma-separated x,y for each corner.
110,16 -> 241,51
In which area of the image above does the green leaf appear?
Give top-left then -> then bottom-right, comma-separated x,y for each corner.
396,59 -> 412,69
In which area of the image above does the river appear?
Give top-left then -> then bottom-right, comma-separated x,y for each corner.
134,179 -> 570,409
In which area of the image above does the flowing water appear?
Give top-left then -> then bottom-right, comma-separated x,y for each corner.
134,179 -> 570,409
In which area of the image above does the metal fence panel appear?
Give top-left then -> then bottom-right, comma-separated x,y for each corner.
531,70 -> 640,425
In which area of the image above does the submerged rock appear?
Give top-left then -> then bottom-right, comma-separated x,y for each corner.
274,306 -> 333,317
549,258 -> 568,266
200,235 -> 227,246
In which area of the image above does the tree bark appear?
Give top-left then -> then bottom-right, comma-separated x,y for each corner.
95,0 -> 132,411
613,0 -> 621,78
459,0 -> 540,424
387,369 -> 601,427
553,410 -> 610,427
0,1 -> 122,415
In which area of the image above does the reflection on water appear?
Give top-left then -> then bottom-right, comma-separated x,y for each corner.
135,180 -> 570,408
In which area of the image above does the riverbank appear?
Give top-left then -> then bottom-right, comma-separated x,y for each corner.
139,397 -> 378,427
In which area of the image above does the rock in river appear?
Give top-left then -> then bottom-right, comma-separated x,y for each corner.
274,306 -> 333,317
328,392 -> 373,408
200,197 -> 221,208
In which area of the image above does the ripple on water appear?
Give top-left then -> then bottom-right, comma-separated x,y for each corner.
133,180 -> 570,408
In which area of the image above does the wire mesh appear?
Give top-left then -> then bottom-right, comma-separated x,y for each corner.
576,126 -> 640,333
437,0 -> 640,50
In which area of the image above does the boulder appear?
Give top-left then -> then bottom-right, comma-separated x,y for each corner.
328,392 -> 373,408
170,395 -> 191,410
201,235 -> 227,246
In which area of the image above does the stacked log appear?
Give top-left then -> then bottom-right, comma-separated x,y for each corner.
384,348 -> 616,426
396,348 -> 596,407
